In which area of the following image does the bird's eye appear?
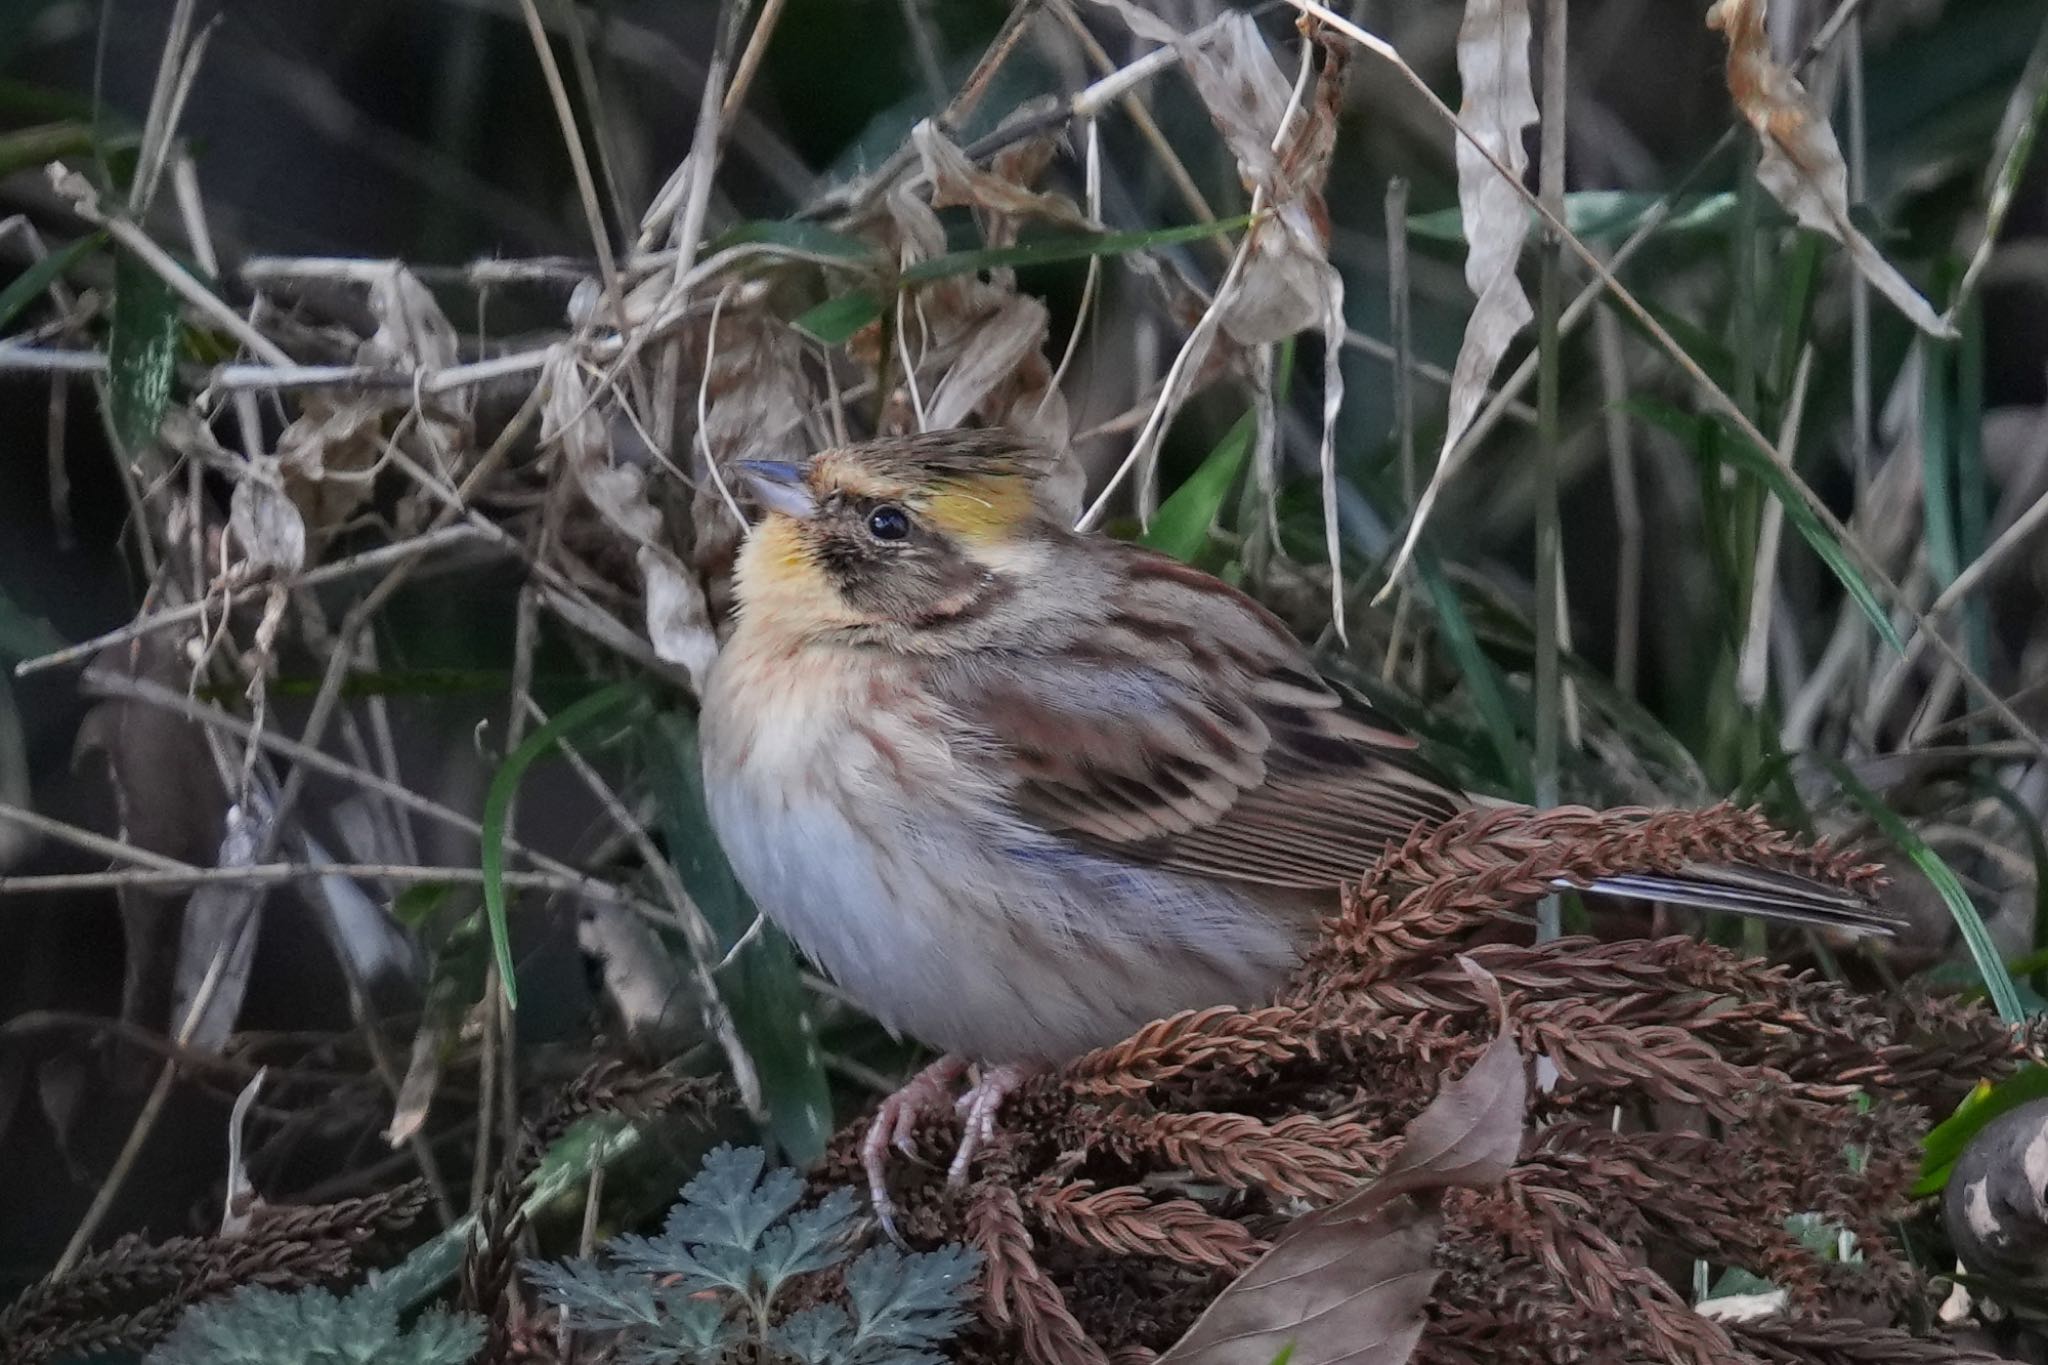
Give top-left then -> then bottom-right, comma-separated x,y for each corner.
866,505 -> 911,541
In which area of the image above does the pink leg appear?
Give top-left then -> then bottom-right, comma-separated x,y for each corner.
862,1054 -> 968,1240
947,1061 -> 1046,1187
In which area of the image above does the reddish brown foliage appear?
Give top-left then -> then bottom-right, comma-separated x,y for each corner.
825,805 -> 2032,1365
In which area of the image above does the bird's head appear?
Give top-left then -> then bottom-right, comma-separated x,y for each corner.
729,431 -> 1065,645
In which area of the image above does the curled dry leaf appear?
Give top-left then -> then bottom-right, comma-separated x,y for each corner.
275,399 -> 385,536
1080,6 -> 1351,626
171,802 -> 270,1053
690,307 -> 821,622
915,120 -> 1096,235
543,346 -> 717,692
226,460 -> 307,577
1155,960 -> 1526,1365
854,177 -> 1081,505
1708,0 -> 1954,340
1382,0 -> 1538,597
274,266 -> 471,539
577,899 -> 690,1046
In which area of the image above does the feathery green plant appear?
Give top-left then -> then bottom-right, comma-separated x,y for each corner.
144,1283 -> 481,1365
524,1144 -> 979,1365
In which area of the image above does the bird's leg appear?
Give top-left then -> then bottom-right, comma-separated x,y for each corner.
947,1061 -> 1046,1187
863,1054 -> 968,1243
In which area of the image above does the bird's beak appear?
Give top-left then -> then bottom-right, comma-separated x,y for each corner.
735,460 -> 817,520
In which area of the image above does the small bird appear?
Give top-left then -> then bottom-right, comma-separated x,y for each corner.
700,431 -> 1888,1218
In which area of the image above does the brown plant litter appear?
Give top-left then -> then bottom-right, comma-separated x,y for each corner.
814,805 -> 2033,1365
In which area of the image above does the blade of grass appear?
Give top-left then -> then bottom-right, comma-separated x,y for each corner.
1416,550 -> 1532,798
1819,754 -> 2024,1023
708,219 -> 878,260
1627,399 -> 1906,656
108,246 -> 183,453
0,230 -> 103,332
793,290 -> 883,346
480,681 -> 642,1008
1969,777 -> 2048,998
1913,1064 -> 2048,1196
1142,410 -> 1255,565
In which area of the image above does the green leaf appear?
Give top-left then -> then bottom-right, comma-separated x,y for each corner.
391,881 -> 455,930
0,120 -> 97,178
1625,399 -> 1905,656
0,230 -> 103,333
708,219 -> 878,261
646,712 -> 833,1165
1818,755 -> 2025,1024
108,247 -> 183,453
902,215 -> 1255,282
374,1111 -> 654,1314
1414,551 -> 1531,798
480,682 -> 643,1008
793,290 -> 883,346
1914,1064 -> 2048,1196
1143,411 -> 1254,564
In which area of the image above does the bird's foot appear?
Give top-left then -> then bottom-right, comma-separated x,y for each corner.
860,1057 -> 1046,1244
862,1055 -> 968,1245
947,1061 -> 1042,1187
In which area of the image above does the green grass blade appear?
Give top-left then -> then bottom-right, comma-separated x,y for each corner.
108,246 -> 183,453
479,682 -> 642,1008
1142,410 -> 1254,564
1819,755 -> 2025,1023
708,219 -> 878,261
1414,551 -> 1532,798
0,230 -> 103,333
1626,400 -> 1905,656
793,290 -> 883,345
1913,1064 -> 2048,1196
646,712 -> 833,1165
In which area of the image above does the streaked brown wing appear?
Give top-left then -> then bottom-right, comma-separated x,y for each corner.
934,546 -> 1464,890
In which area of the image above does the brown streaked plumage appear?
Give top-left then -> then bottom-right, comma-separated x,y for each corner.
698,430 -> 1892,1223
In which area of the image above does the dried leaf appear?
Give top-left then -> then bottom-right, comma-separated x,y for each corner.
275,399 -> 386,537
171,802 -> 270,1053
577,899 -> 691,1045
1707,0 -> 1954,339
76,637 -> 230,1040
925,295 -> 1055,430
639,546 -> 719,687
362,265 -> 460,376
385,1018 -> 444,1148
915,120 -> 1095,233
1382,0 -> 1538,595
1156,962 -> 1525,1365
543,347 -> 718,693
220,1068 -> 266,1236
227,461 -> 308,576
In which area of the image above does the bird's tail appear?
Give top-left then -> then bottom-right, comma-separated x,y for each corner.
1573,862 -> 1897,936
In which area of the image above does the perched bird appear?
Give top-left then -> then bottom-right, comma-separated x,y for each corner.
700,431 -> 1888,1219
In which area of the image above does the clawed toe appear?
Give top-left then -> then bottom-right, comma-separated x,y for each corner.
862,1055 -> 969,1241
862,1058 -> 1044,1227
946,1062 -> 1041,1188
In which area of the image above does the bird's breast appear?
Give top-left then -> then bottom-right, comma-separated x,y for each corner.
699,634 -> 1305,1062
